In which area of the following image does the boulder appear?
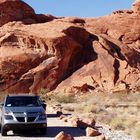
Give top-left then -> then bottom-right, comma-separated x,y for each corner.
56,111 -> 63,117
86,127 -> 101,137
68,117 -> 79,127
55,131 -> 74,140
59,115 -> 67,120
82,118 -> 96,127
96,135 -> 107,140
77,117 -> 96,129
77,120 -> 89,129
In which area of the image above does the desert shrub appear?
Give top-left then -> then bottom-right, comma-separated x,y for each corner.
63,105 -> 75,112
38,88 -> 50,101
110,117 -> 125,130
135,124 -> 140,140
83,104 -> 100,113
48,93 -> 76,104
0,92 -> 8,103
73,103 -> 85,113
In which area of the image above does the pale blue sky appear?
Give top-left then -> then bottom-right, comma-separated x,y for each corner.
23,0 -> 134,17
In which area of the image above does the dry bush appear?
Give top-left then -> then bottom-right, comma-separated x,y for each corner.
38,88 -> 50,101
47,93 -> 76,104
63,104 -> 75,112
109,117 -> 125,130
135,124 -> 140,140
47,91 -> 140,137
0,92 -> 8,103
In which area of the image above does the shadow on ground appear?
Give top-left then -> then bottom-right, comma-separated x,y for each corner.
47,113 -> 71,118
5,126 -> 85,138
47,126 -> 85,137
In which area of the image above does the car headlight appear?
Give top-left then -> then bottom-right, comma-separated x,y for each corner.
4,108 -> 13,120
4,108 -> 12,115
4,115 -> 13,120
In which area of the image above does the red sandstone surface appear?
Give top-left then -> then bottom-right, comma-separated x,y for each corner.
0,0 -> 140,93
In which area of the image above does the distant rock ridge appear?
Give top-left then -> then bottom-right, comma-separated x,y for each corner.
0,0 -> 57,26
0,0 -> 140,94
0,0 -> 36,26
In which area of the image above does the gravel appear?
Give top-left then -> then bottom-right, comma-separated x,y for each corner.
98,127 -> 135,140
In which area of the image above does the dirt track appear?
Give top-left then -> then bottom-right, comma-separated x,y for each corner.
0,113 -> 96,140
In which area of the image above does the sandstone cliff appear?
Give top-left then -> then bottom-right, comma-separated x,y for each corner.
0,0 -> 140,93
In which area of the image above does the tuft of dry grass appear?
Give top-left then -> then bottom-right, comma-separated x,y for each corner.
135,124 -> 140,140
0,92 -> 8,103
46,93 -> 76,104
109,117 -> 125,130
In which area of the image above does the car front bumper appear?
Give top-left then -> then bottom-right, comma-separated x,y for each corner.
3,122 -> 47,130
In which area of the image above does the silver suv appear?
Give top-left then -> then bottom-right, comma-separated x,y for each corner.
0,94 -> 47,136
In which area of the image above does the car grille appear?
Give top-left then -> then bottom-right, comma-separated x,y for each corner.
16,116 -> 36,122
16,117 -> 25,122
13,112 -> 38,122
27,117 -> 36,122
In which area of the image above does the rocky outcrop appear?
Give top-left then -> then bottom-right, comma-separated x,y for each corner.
0,21 -> 89,93
132,0 -> 140,14
0,0 -> 36,26
0,0 -> 140,93
0,0 -> 57,26
56,11 -> 140,93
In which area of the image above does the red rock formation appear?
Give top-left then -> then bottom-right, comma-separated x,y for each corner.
0,0 -> 140,93
56,10 -> 140,93
0,0 -> 57,26
0,0 -> 36,26
132,0 -> 140,14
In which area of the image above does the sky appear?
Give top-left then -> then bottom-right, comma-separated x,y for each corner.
23,0 -> 134,17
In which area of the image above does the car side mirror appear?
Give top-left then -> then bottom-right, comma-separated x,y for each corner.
42,103 -> 46,110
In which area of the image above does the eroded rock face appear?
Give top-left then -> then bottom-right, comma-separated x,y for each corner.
56,11 -> 140,93
0,0 -> 140,93
0,19 -> 90,93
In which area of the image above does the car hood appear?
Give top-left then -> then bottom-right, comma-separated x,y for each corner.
5,106 -> 44,113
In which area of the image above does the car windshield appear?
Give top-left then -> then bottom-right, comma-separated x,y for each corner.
5,96 -> 41,107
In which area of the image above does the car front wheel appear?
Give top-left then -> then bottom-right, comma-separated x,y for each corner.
1,126 -> 7,136
40,127 -> 47,135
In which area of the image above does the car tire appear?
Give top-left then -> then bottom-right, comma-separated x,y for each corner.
1,126 -> 7,136
40,127 -> 47,135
